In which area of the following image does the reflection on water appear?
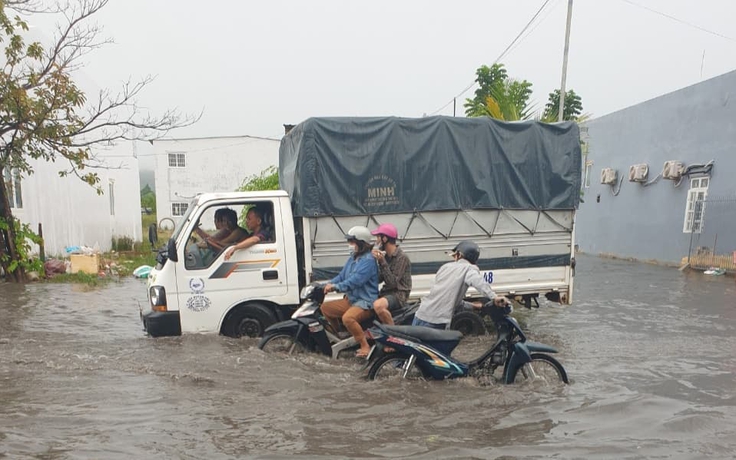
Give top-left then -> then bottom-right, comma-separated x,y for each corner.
1,255 -> 736,459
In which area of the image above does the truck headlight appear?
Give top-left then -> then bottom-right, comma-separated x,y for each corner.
149,286 -> 167,311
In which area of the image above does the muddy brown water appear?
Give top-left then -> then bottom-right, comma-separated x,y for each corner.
1,255 -> 736,459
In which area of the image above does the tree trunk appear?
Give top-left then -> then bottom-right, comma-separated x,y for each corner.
0,166 -> 24,283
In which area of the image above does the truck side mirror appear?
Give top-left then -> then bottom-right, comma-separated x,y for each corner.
167,237 -> 178,262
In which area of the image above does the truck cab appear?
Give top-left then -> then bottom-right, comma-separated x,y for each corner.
142,191 -> 301,337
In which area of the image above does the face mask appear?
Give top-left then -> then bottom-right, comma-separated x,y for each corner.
348,245 -> 355,254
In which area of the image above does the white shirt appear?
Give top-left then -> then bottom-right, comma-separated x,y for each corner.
415,258 -> 496,325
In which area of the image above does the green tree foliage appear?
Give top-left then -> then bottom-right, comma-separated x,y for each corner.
0,217 -> 43,276
463,63 -> 588,124
464,64 -> 534,121
237,166 -> 279,192
541,89 -> 586,122
140,184 -> 156,211
0,0 -> 196,282
235,166 -> 279,227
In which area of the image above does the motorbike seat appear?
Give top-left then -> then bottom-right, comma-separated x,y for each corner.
383,325 -> 462,343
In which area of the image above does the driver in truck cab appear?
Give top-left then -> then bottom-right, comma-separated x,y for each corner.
322,226 -> 379,358
413,240 -> 508,330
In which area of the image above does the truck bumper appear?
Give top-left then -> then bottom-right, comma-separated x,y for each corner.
141,310 -> 181,337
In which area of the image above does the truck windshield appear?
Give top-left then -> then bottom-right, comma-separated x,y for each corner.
171,199 -> 197,242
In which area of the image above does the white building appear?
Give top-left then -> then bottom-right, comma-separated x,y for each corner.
152,135 -> 280,227
7,141 -> 142,257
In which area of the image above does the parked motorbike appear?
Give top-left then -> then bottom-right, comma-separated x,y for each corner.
364,302 -> 569,384
258,283 -> 417,359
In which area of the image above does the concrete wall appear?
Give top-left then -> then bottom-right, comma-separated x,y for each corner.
576,69 -> 736,264
11,142 -> 142,256
152,136 -> 280,227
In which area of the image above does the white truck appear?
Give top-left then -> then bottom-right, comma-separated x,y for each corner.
142,116 -> 581,337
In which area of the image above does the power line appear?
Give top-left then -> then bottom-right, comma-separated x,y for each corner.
428,0 -> 555,116
493,0 -> 555,67
620,0 -> 736,43
507,0 -> 564,57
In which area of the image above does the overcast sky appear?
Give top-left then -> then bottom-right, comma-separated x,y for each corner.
36,0 -> 736,140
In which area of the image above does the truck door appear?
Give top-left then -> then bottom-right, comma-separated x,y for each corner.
176,199 -> 288,334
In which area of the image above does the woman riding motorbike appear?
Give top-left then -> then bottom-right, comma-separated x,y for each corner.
321,226 -> 379,358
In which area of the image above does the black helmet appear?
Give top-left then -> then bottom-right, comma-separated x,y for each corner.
452,240 -> 480,264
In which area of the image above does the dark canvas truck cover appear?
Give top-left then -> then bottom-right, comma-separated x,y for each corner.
279,116 -> 581,217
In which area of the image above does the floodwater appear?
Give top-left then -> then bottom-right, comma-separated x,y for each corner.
1,255 -> 735,459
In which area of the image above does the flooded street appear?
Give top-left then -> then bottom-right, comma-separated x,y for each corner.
2,255 -> 736,459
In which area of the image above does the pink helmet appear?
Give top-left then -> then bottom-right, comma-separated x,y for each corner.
371,223 -> 398,239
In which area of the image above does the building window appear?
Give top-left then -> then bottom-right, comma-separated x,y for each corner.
3,168 -> 22,209
583,160 -> 593,188
109,180 -> 115,216
168,153 -> 186,168
683,177 -> 709,233
172,202 -> 189,216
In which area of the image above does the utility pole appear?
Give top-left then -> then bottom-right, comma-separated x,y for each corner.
558,0 -> 574,122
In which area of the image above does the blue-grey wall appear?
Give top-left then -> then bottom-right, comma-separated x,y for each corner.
577,69 -> 736,264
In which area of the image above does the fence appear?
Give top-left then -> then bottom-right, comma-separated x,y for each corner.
685,197 -> 736,273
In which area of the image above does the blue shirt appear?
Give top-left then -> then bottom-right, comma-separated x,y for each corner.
330,251 -> 379,310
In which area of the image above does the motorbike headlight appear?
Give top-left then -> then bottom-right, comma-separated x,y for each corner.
149,286 -> 167,311
299,285 -> 314,300
292,301 -> 317,319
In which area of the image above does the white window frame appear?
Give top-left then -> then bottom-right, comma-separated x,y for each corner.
168,152 -> 186,168
683,177 -> 709,233
108,179 -> 115,216
3,168 -> 23,209
583,160 -> 593,188
172,202 -> 189,216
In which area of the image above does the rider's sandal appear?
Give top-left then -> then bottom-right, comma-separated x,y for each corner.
355,350 -> 370,359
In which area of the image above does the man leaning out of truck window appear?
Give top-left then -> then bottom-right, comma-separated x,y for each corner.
322,226 -> 379,358
223,207 -> 271,260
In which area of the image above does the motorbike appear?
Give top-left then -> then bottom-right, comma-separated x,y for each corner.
258,283 -> 418,359
364,302 -> 569,385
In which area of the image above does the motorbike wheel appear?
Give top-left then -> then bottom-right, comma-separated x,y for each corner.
450,311 -> 486,336
367,354 -> 424,381
259,333 -> 306,355
512,353 -> 569,384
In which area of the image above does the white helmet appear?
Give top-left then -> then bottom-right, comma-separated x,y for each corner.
346,226 -> 373,245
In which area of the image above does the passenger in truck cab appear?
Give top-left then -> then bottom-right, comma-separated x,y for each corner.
370,223 -> 412,326
322,226 -> 379,358
223,206 -> 272,260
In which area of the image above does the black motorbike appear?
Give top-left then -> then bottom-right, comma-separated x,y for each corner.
364,302 -> 569,385
258,283 -> 417,359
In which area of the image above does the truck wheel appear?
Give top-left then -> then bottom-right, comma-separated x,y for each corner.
450,311 -> 486,336
222,304 -> 276,338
